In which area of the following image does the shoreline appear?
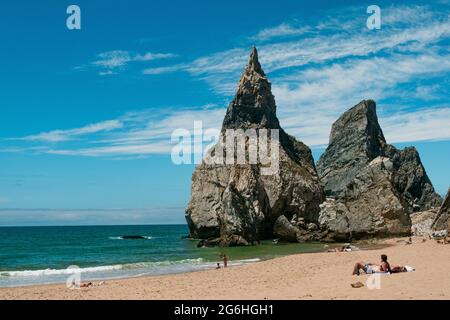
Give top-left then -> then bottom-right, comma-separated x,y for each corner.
0,241 -> 383,289
0,257 -> 263,289
1,236 -> 449,300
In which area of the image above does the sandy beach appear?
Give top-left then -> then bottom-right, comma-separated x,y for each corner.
1,236 -> 449,300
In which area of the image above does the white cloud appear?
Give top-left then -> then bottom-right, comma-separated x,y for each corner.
142,65 -> 184,75
140,5 -> 449,102
381,108 -> 450,144
5,105 -> 226,157
272,51 -> 450,146
20,120 -> 123,143
93,50 -> 131,69
98,70 -> 115,76
251,23 -> 311,41
91,50 -> 177,74
47,143 -> 172,157
5,3 -> 450,158
134,52 -> 176,61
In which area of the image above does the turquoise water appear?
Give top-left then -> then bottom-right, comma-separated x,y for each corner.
0,225 -> 327,287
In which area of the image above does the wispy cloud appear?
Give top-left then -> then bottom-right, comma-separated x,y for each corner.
140,5 -> 448,87
382,107 -> 450,144
3,105 -> 224,157
89,50 -> 177,75
142,65 -> 184,75
17,120 -> 123,143
137,3 -> 450,148
269,50 -> 450,146
251,22 -> 311,41
4,3 -> 449,158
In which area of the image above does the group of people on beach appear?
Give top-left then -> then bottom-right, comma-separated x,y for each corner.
213,247 -> 414,276
214,250 -> 411,276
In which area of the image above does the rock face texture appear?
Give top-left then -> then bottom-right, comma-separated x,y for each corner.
317,100 -> 441,239
411,208 -> 439,236
431,188 -> 450,237
185,47 -> 324,245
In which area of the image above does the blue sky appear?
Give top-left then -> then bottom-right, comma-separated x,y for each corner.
0,0 -> 449,225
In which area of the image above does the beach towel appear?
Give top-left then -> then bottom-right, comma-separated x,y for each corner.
404,265 -> 415,272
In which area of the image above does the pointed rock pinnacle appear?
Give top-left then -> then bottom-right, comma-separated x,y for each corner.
246,46 -> 265,76
222,47 -> 278,129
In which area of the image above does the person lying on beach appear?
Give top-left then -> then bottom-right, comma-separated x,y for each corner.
80,282 -> 93,288
352,254 -> 391,275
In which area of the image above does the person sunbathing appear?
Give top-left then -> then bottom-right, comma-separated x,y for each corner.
352,254 -> 391,275
80,282 -> 93,288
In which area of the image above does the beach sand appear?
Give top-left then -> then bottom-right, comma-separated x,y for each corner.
1,236 -> 449,300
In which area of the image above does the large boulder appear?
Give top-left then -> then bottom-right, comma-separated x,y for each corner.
316,100 -> 441,240
273,215 -> 301,242
185,47 -> 325,245
319,156 -> 411,239
431,188 -> 450,237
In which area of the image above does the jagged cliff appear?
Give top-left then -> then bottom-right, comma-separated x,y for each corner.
185,49 -> 442,244
185,47 -> 325,246
316,100 -> 442,240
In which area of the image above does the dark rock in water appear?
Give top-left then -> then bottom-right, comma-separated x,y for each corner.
196,235 -> 249,247
121,235 -> 147,240
317,100 -> 441,240
225,234 -> 250,247
186,47 -> 324,245
431,188 -> 450,237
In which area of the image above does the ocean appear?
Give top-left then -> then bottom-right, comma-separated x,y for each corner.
0,225 -> 327,287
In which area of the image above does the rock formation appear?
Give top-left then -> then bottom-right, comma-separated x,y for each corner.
411,208 -> 439,236
185,47 -> 325,245
431,188 -> 450,237
317,100 -> 442,240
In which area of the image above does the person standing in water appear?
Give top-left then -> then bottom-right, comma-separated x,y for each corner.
220,252 -> 228,268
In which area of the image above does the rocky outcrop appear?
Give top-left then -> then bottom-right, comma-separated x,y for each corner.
185,47 -> 325,245
273,215 -> 302,242
317,100 -> 441,240
273,215 -> 326,243
383,146 -> 442,211
431,188 -> 450,237
411,208 -> 439,236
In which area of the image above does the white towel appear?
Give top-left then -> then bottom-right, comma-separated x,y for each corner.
405,265 -> 415,272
